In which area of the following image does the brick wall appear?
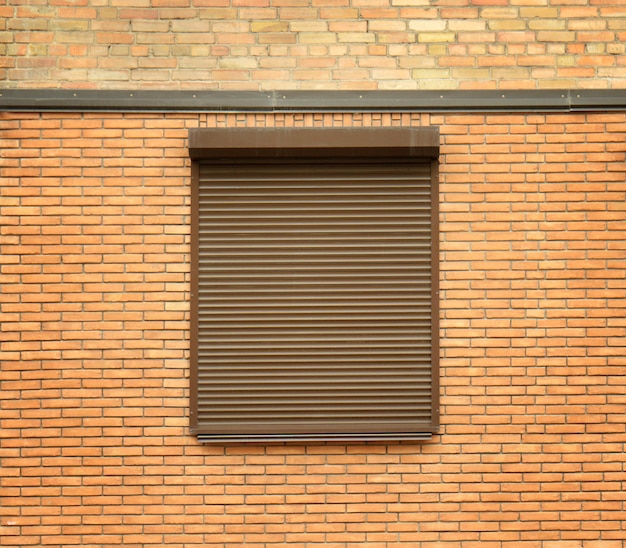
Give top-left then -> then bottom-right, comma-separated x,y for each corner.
1,110 -> 625,546
2,1 -> 626,90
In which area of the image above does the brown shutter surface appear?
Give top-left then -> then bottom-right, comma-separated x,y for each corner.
193,161 -> 437,441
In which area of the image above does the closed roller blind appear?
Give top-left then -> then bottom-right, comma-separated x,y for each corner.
191,161 -> 438,442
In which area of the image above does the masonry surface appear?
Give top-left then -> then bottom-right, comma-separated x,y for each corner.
1,110 -> 625,546
1,1 -> 626,90
2,0 -> 626,546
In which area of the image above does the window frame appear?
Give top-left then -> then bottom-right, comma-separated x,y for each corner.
189,127 -> 440,442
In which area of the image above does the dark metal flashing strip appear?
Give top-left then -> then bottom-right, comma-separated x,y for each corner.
1,89 -> 625,113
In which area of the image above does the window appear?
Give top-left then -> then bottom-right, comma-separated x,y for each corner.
189,127 -> 439,442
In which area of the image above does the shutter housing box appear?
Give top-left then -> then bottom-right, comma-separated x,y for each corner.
189,127 -> 439,443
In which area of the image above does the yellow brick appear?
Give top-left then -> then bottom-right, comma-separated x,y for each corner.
198,8 -> 237,19
519,7 -> 558,18
411,68 -> 450,78
537,78 -> 577,88
488,20 -> 527,31
418,32 -> 456,43
408,20 -> 446,32
250,21 -> 289,33
451,67 -> 490,79
448,20 -> 486,32
586,43 -> 606,54
417,78 -> 456,89
337,33 -> 375,43
27,44 -> 47,56
428,44 -> 448,55
529,20 -> 566,31
482,7 -> 518,18
556,55 -> 576,67
537,31 -> 576,42
298,32 -> 336,44
492,67 -> 531,80
218,58 -> 258,69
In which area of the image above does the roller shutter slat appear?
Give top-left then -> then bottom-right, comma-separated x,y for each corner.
192,160 -> 437,440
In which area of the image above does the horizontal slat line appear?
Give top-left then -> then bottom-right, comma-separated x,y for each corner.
199,334 -> 430,341
200,187 -> 430,194
199,279 -> 430,285
198,265 -> 430,271
200,173 -> 431,179
198,242 -> 432,248
199,380 -> 431,388
201,372 -> 431,379
198,316 -> 431,322
199,296 -> 431,303
200,412 -> 428,416
199,402 -> 430,408
200,225 -> 430,231
197,419 -> 431,427
202,384 -> 430,390
200,167 -> 430,175
198,413 -> 431,420
198,275 -> 431,281
200,350 -> 432,356
200,385 -> 431,391
200,411 -> 431,417
201,395 -> 430,400
200,234 -> 431,239
199,323 -> 429,329
199,303 -> 430,309
199,348 -> 431,353
200,408 -> 431,415
199,188 -> 433,195
199,374 -> 432,380
198,357 -> 430,365
205,209 -> 428,215
199,198 -> 430,204
200,408 -> 431,414
198,250 -> 430,258
201,326 -> 429,332
201,393 -> 430,400
199,396 -> 430,404
199,261 -> 430,267
199,176 -> 430,184
201,341 -> 430,347
200,190 -> 430,196
198,294 -> 429,303
200,213 -> 428,219
203,403 -> 431,409
201,195 -> 431,201
200,311 -> 429,317
202,196 -> 429,202
198,285 -> 430,291
202,233 -> 431,238
197,362 -> 431,369
200,230 -> 430,236
199,304 -> 430,310
200,330 -> 427,336
201,196 -> 430,203
199,385 -> 430,391
198,297 -> 430,304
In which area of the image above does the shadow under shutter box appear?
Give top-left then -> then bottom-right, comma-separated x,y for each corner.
189,127 -> 440,443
